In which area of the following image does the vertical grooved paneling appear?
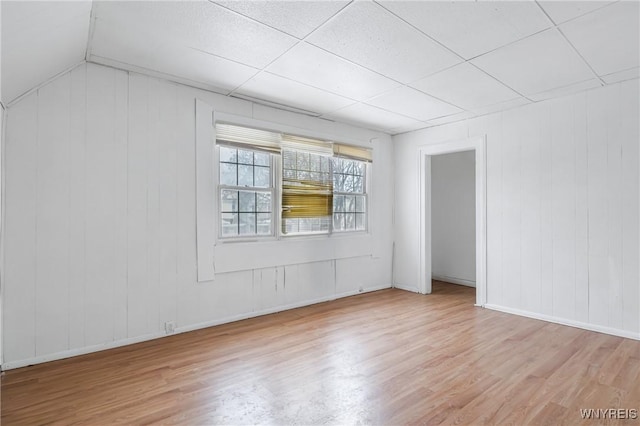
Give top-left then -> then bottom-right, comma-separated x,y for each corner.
551,97 -> 576,320
573,91 -> 589,324
113,70 -> 129,341
175,89 -> 199,327
68,64 -> 87,350
127,73 -> 149,337
501,108 -> 522,309
620,79 -> 640,333
4,93 -> 38,362
586,87 -> 610,327
157,82 -> 178,327
146,78 -> 160,333
539,105 -> 553,316
85,64 -> 117,346
35,72 -> 71,356
520,105 -> 542,313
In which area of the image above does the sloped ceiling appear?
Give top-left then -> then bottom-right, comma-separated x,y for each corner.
2,0 -> 639,134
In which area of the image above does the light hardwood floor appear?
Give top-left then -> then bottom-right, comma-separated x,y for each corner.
2,281 -> 639,425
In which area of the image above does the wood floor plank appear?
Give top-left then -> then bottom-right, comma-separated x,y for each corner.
2,281 -> 639,425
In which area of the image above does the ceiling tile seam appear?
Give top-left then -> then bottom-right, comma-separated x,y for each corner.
322,101 -> 424,125
225,1 -> 354,97
555,27 -> 606,86
535,0 -> 621,26
464,62 -> 535,104
528,77 -> 606,100
372,0 -> 467,63
601,66 -> 640,79
533,1 -> 606,86
84,3 -> 97,61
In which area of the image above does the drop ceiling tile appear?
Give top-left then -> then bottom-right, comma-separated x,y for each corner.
2,1 -> 91,37
537,1 -> 615,24
559,1 -> 639,77
471,28 -> 594,96
214,1 -> 349,39
471,97 -> 531,117
379,0 -> 551,60
92,1 -> 296,69
410,62 -> 521,110
602,67 -> 640,84
2,12 -> 90,103
528,78 -> 602,102
307,1 -> 461,83
235,72 -> 355,115
323,103 -> 422,133
366,86 -> 462,121
90,19 -> 259,93
266,42 -> 400,101
388,121 -> 429,136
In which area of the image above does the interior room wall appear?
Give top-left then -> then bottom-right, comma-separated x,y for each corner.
1,62 -> 394,369
431,150 -> 476,287
394,79 -> 640,339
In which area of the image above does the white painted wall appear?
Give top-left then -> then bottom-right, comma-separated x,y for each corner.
394,79 -> 640,339
431,150 -> 476,287
2,63 -> 394,369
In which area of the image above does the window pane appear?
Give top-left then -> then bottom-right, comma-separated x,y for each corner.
219,146 -> 237,163
343,175 -> 354,192
345,195 -> 356,212
355,213 -> 366,230
257,193 -> 271,212
239,191 -> 255,212
297,170 -> 311,181
284,151 -> 296,169
284,218 -> 298,234
333,213 -> 345,231
254,166 -> 270,188
257,213 -> 271,235
309,154 -> 321,172
344,213 -> 356,230
220,190 -> 238,212
333,195 -> 345,213
220,163 -> 237,186
297,152 -> 309,170
321,156 -> 330,173
239,213 -> 256,235
283,169 -> 296,179
238,149 -> 253,165
353,176 -> 363,193
238,164 -> 254,187
355,195 -> 366,212
254,151 -> 269,166
333,174 -> 345,192
221,213 -> 238,236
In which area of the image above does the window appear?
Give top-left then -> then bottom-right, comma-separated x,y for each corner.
218,146 -> 274,237
332,157 -> 367,232
215,123 -> 371,240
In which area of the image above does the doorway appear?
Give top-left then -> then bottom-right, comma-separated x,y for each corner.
418,136 -> 487,306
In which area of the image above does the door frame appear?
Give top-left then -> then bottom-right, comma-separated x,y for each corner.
418,136 -> 487,306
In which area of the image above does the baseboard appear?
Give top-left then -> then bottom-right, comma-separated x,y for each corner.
484,304 -> 640,341
393,283 -> 421,293
1,283 -> 391,371
432,275 -> 476,288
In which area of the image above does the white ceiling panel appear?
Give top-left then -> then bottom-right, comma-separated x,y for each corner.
410,62 -> 521,110
235,72 -> 355,115
213,1 -> 349,39
424,111 -> 476,128
537,1 -> 614,24
323,102 -> 422,133
559,1 -> 639,77
92,1 -> 296,69
307,1 -> 461,83
2,2 -> 91,103
367,86 -> 462,121
379,0 -> 551,60
471,28 -> 594,96
90,19 -> 259,93
266,42 -> 400,101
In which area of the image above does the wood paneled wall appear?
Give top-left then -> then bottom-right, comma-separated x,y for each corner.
2,63 -> 394,369
394,79 -> 640,338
